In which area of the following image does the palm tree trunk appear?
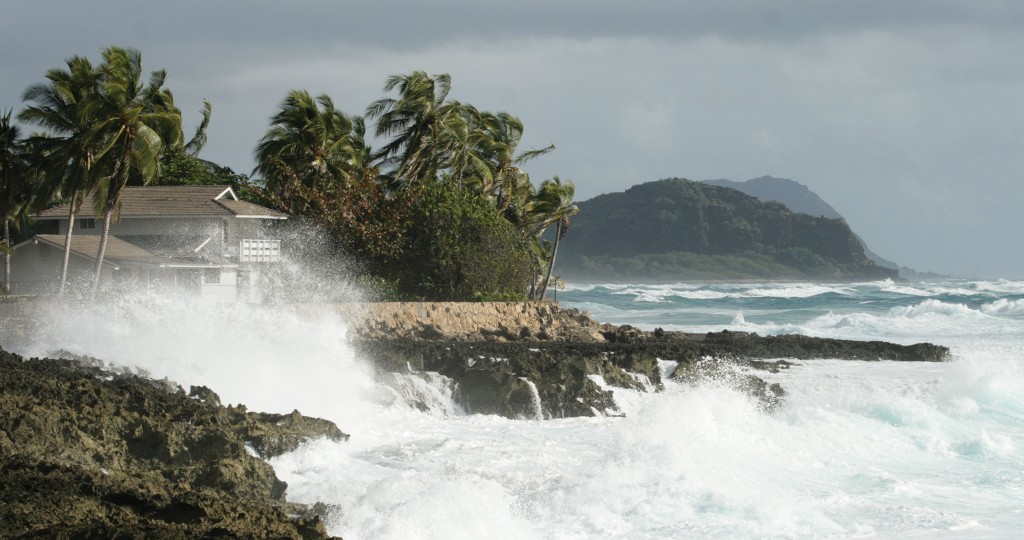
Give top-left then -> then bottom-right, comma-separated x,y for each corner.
91,209 -> 113,300
538,221 -> 562,301
3,219 -> 10,294
59,204 -> 76,295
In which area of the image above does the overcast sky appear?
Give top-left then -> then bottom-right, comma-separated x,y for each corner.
4,1 -> 1023,279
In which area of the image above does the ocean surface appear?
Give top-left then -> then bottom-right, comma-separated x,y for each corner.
8,279 -> 1024,539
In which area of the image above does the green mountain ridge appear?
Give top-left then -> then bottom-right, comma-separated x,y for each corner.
704,176 -> 845,220
559,178 -> 898,282
703,176 -> 900,270
701,176 -> 952,280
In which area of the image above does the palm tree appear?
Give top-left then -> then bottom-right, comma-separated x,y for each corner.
184,99 -> 212,156
86,46 -> 182,298
530,176 -> 578,300
254,90 -> 359,213
0,110 -> 32,294
438,104 -> 491,190
474,112 -> 554,211
347,115 -> 380,184
366,71 -> 465,188
19,55 -> 104,295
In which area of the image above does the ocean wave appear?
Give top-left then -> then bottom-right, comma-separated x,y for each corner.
875,278 -> 1015,298
980,298 -> 1024,315
609,286 -> 675,303
879,281 -> 934,297
740,285 -> 848,299
609,285 -> 728,302
968,279 -> 1024,295
560,282 -> 598,292
605,283 -> 848,302
889,299 -> 980,318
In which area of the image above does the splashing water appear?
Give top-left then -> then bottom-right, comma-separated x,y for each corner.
519,377 -> 545,421
6,279 -> 1024,538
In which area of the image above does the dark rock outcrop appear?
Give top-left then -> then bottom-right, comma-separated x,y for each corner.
357,340 -> 661,418
0,348 -> 345,539
355,322 -> 949,418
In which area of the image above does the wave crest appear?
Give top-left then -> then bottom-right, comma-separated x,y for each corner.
980,298 -> 1024,315
889,299 -> 978,318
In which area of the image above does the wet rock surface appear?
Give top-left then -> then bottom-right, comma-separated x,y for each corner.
355,308 -> 949,418
0,348 -> 345,539
357,340 -> 661,418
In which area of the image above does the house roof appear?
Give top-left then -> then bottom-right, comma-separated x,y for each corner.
28,235 -> 223,269
36,185 -> 287,220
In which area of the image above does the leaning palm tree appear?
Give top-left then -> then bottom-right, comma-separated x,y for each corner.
19,55 -> 104,294
254,90 -> 358,213
184,99 -> 212,156
529,176 -> 578,300
474,112 -> 554,210
86,47 -> 182,298
0,110 -> 32,294
366,71 -> 465,188
438,104 -> 491,190
347,115 -> 380,184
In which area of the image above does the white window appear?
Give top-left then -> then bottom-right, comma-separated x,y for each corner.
203,268 -> 220,284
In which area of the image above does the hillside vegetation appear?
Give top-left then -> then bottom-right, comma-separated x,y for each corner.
559,178 -> 898,281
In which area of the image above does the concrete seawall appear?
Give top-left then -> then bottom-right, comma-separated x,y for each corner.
296,301 -> 604,341
0,298 -> 605,344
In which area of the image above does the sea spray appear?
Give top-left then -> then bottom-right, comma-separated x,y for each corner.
6,279 -> 1024,538
5,292 -> 391,432
376,371 -> 461,417
519,377 -> 545,420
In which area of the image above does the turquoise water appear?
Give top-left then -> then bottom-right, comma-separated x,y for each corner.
559,279 -> 1024,345
9,279 -> 1024,538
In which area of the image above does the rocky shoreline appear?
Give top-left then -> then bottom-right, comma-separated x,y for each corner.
354,308 -> 949,418
0,348 -> 344,539
0,302 -> 950,537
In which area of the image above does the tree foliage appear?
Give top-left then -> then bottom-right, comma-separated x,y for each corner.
390,182 -> 534,300
254,71 -> 578,300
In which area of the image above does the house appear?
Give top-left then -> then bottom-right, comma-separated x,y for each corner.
9,185 -> 287,301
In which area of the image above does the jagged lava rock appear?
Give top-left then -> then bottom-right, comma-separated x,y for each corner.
353,309 -> 949,419
0,347 -> 345,539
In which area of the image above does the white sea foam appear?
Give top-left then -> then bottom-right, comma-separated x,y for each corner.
980,298 -> 1024,315
880,282 -> 934,296
968,279 -> 1024,295
7,293 -> 406,432
675,290 -> 730,299
740,284 -> 847,298
889,299 -> 980,318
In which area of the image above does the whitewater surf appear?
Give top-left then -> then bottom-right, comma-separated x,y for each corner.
5,279 -> 1023,538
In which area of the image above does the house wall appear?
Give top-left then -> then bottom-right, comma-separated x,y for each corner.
8,242 -> 115,295
200,268 -> 239,303
59,217 -> 224,238
56,217 -> 273,258
59,217 -> 269,241
26,214 -> 282,301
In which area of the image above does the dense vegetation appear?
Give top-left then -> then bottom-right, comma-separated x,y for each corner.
559,179 -> 898,281
0,48 -> 577,300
